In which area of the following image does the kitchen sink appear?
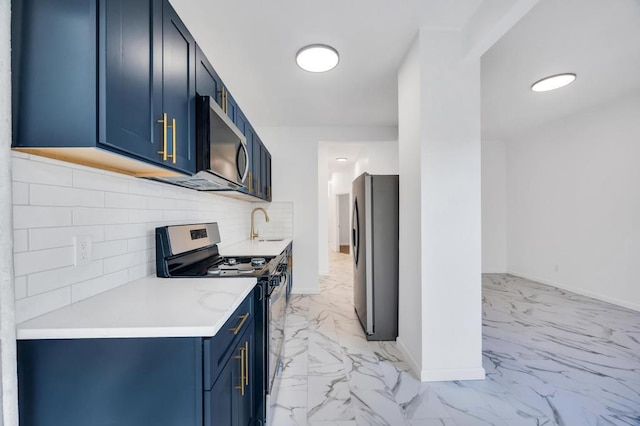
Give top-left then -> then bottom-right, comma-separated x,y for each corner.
257,238 -> 285,242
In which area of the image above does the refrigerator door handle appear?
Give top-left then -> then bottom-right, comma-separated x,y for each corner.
352,198 -> 360,266
364,174 -> 374,335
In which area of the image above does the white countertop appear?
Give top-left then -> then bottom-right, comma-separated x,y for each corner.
219,238 -> 292,257
16,276 -> 257,340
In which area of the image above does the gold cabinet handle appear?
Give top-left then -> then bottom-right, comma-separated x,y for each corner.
221,87 -> 228,114
157,113 -> 176,163
157,113 -> 168,161
230,312 -> 250,335
244,341 -> 249,386
248,171 -> 252,192
234,346 -> 245,396
170,118 -> 176,164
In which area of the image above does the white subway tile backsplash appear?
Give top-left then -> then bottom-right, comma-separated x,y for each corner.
147,196 -> 178,210
103,249 -> 153,274
11,150 -> 30,159
105,192 -> 149,209
12,153 -> 292,323
162,209 -> 192,221
71,270 -> 128,303
14,246 -> 74,276
13,230 -> 28,253
128,261 -> 155,282
30,184 -> 105,207
12,157 -> 73,186
93,240 -> 128,260
128,209 -> 164,224
72,169 -> 129,192
28,262 -> 104,296
13,181 -> 29,205
127,236 -> 154,253
128,179 -> 165,196
15,276 -> 27,300
29,225 -> 105,251
13,205 -> 73,229
15,287 -> 72,323
104,223 -> 151,241
73,207 -> 129,226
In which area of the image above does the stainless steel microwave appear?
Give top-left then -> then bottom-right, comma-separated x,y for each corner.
194,95 -> 249,190
149,95 -> 249,191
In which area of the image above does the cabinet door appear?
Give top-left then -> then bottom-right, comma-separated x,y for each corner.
102,0 -> 162,161
238,324 -> 256,426
161,0 -> 196,174
207,323 -> 255,426
225,90 -> 238,127
195,45 -> 223,105
207,354 -> 235,425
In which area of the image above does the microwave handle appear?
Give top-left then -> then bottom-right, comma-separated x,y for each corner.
238,141 -> 250,183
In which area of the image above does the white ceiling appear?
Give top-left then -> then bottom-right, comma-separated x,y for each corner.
482,0 -> 640,140
170,0 -> 640,144
170,0 -> 483,127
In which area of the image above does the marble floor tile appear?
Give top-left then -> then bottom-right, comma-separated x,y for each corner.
275,252 -> 640,425
351,388 -> 408,425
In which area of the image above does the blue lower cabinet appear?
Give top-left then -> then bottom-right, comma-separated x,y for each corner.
17,338 -> 204,426
206,323 -> 255,426
17,288 -> 265,426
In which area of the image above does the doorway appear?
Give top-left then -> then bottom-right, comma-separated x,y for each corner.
337,193 -> 350,254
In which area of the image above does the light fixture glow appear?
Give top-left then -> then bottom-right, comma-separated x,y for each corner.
296,44 -> 339,73
531,73 -> 576,92
336,157 -> 348,162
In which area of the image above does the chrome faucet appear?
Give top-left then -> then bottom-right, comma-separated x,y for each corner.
250,207 -> 270,240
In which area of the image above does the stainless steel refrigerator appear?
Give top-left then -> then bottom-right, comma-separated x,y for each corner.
351,172 -> 399,341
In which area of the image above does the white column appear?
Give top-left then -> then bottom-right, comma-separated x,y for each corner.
1,0 -> 19,422
397,28 -> 484,381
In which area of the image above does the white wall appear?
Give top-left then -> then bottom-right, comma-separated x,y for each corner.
328,170 -> 354,253
506,93 -> 640,311
397,29 -> 484,382
481,139 -> 507,272
258,126 -> 397,292
397,36 -> 423,372
0,0 -> 18,422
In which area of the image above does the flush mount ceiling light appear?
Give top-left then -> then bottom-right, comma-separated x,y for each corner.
336,157 -> 348,162
296,44 -> 340,73
531,73 -> 577,92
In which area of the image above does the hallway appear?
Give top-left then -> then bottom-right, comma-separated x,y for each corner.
272,251 -> 640,425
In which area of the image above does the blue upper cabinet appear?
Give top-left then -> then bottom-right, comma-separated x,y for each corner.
12,0 -> 196,176
161,3 -> 197,173
196,45 -> 223,105
224,91 -> 239,126
102,0 -> 163,167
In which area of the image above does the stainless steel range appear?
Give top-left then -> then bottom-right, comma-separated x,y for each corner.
155,222 -> 288,426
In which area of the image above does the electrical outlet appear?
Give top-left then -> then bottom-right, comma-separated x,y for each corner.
74,235 -> 92,266
554,264 -> 559,273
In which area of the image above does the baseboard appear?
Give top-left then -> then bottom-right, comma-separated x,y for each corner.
419,367 -> 485,382
395,336 -> 421,377
396,336 -> 485,382
507,271 -> 640,313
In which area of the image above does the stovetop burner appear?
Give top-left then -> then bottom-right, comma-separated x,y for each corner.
207,263 -> 256,276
